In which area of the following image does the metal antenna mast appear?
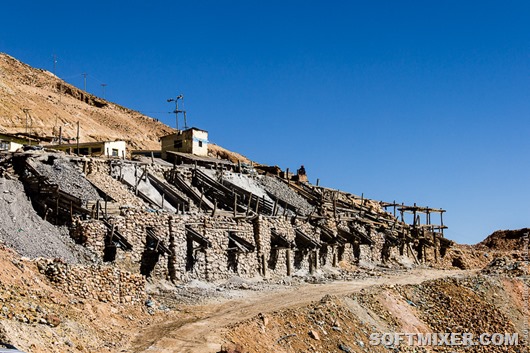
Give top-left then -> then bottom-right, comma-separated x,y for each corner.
22,108 -> 31,146
183,110 -> 188,130
167,94 -> 184,130
53,54 -> 58,75
82,73 -> 88,92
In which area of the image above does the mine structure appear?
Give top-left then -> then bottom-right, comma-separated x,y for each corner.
0,129 -> 451,283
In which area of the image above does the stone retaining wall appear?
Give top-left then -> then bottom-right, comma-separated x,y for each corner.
72,210 -> 416,282
36,259 -> 145,304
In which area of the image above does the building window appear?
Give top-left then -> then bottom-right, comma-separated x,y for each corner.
92,147 -> 102,154
198,141 -> 203,147
112,149 -> 119,157
174,139 -> 183,149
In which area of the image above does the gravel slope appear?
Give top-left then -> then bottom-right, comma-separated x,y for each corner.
0,177 -> 97,263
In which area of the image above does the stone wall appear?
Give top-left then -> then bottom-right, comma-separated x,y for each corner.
36,259 -> 145,305
72,209 -> 422,282
256,216 -> 295,278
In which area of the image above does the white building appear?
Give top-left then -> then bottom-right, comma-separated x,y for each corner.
160,127 -> 208,159
0,140 -> 23,152
47,140 -> 127,158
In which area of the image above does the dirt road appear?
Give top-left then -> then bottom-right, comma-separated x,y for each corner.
129,269 -> 471,353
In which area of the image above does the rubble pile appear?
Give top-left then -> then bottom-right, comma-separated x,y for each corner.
481,255 -> 528,277
396,276 -> 519,352
31,155 -> 100,202
259,175 -> 313,215
0,244 -> 156,353
85,160 -> 146,208
478,228 -> 530,252
224,275 -> 525,353
0,178 -> 95,263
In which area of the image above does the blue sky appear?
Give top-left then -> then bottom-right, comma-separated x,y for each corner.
1,1 -> 529,244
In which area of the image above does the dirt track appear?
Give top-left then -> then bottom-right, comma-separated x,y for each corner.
130,269 -> 471,353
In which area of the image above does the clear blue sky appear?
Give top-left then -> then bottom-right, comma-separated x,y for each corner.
1,1 -> 529,244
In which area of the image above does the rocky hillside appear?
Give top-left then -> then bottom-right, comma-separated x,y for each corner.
0,53 -> 174,150
477,228 -> 530,252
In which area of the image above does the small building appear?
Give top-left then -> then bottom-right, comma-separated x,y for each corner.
47,140 -> 127,158
160,127 -> 208,159
0,140 -> 23,152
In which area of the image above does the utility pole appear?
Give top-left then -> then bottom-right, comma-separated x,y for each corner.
23,108 -> 31,146
76,121 -> 80,154
183,111 -> 188,130
101,83 -> 107,99
53,54 -> 58,76
82,73 -> 88,92
167,94 -> 184,130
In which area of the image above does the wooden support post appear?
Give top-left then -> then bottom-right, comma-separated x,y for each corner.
273,198 -> 278,216
255,196 -> 259,214
211,199 -> 217,217
333,192 -> 337,219
151,151 -> 155,165
313,250 -> 318,270
69,201 -> 73,222
440,212 -> 445,236
104,198 -> 108,218
109,223 -> 115,242
360,193 -> 364,216
95,199 -> 100,220
332,247 -> 337,267
412,203 -> 417,229
262,253 -> 267,277
246,193 -> 252,216
309,252 -> 314,275
161,193 -> 165,210
233,194 -> 237,217
286,249 -> 292,276
408,243 -> 420,265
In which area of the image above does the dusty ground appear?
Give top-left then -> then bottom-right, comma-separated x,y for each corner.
0,244 -> 169,353
130,269 -> 471,353
221,273 -> 527,353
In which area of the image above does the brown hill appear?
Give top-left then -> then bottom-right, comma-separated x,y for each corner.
0,53 -> 175,150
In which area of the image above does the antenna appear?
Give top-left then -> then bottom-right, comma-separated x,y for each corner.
167,94 -> 184,130
22,108 -> 31,146
53,54 -> 58,76
82,73 -> 88,92
183,110 -> 188,130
